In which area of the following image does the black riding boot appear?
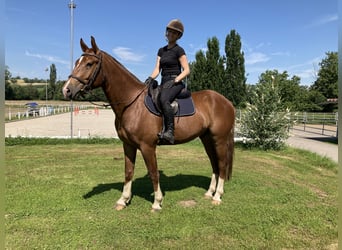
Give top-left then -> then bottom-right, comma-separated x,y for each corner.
159,103 -> 175,144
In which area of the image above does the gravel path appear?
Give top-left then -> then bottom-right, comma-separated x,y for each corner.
287,128 -> 338,162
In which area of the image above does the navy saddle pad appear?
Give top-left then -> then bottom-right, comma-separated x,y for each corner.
144,95 -> 196,117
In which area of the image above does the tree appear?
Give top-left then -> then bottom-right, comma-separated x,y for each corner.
5,81 -> 14,99
305,89 -> 326,111
188,37 -> 225,93
48,64 -> 57,100
311,52 -> 338,99
189,50 -> 208,91
54,80 -> 66,100
224,30 -> 246,108
239,77 -> 292,150
5,65 -> 12,81
5,66 -> 14,99
258,70 -> 308,111
205,37 -> 225,91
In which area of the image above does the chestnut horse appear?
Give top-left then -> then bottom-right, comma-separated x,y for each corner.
63,36 -> 235,211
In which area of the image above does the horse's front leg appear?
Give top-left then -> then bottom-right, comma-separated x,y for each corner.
115,143 -> 137,211
205,173 -> 218,199
141,144 -> 163,211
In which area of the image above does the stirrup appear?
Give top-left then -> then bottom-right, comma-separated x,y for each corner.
160,132 -> 174,144
158,131 -> 174,144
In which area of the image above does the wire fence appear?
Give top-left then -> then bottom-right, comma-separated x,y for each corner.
289,112 -> 338,137
235,110 -> 338,138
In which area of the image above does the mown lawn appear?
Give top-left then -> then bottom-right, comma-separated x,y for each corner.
5,139 -> 338,249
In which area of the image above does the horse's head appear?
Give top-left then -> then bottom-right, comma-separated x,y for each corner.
63,36 -> 103,100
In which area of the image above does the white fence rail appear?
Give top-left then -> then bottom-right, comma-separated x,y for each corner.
289,112 -> 338,137
6,104 -> 103,121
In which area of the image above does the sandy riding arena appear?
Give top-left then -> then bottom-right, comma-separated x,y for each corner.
5,109 -> 118,138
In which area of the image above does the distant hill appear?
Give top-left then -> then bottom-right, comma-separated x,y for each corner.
9,79 -> 47,87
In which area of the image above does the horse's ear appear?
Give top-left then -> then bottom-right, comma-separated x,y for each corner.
90,36 -> 99,53
80,38 -> 89,52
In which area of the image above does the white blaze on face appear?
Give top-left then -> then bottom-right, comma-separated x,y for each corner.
63,56 -> 85,98
76,56 -> 84,69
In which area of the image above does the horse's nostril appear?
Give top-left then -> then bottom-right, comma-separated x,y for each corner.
63,87 -> 72,99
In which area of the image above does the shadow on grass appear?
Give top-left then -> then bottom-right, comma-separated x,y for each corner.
83,171 -> 210,203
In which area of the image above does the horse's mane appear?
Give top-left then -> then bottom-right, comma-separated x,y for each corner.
101,50 -> 143,84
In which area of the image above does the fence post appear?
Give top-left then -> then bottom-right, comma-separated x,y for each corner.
336,127 -> 339,138
335,112 -> 338,138
303,112 -> 307,131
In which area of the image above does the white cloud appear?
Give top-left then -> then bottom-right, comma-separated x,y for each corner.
245,52 -> 270,65
306,14 -> 338,28
294,68 -> 316,80
188,47 -> 207,58
271,51 -> 291,57
112,47 -> 145,63
317,14 -> 338,25
255,42 -> 271,49
25,51 -> 69,65
286,56 -> 321,71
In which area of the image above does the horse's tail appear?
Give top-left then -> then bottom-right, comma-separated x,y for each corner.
226,122 -> 235,181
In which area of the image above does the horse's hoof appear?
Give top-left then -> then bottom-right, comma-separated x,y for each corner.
151,204 -> 162,212
151,207 -> 162,213
114,204 -> 126,211
204,194 -> 213,199
211,199 -> 221,206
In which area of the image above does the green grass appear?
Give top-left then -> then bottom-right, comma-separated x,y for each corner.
5,139 -> 338,249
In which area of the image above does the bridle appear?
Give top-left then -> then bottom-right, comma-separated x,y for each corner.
68,52 -> 103,92
67,51 -> 148,109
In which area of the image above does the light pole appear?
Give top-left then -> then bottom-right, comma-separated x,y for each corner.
68,0 -> 76,138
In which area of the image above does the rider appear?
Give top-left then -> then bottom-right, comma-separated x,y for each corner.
145,19 -> 190,144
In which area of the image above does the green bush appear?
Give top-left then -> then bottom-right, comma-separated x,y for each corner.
239,79 -> 292,150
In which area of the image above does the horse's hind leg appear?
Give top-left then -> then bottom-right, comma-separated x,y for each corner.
115,143 -> 137,210
205,173 -> 218,199
211,136 -> 231,205
200,133 -> 229,205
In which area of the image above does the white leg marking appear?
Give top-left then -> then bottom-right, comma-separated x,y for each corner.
205,173 -> 218,198
151,183 -> 163,211
116,180 -> 132,207
212,177 -> 225,203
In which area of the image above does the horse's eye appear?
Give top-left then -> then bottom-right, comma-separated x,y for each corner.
86,62 -> 93,68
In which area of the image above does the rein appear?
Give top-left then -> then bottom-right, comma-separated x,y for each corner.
78,85 -> 148,109
106,85 -> 148,107
69,50 -> 148,112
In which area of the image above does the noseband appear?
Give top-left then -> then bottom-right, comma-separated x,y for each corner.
68,52 -> 102,92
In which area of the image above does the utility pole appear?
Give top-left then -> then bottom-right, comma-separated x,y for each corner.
68,0 -> 76,138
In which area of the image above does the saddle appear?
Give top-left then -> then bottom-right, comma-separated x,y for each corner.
144,79 -> 195,117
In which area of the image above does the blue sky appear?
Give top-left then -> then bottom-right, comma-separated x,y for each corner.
5,0 -> 337,85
